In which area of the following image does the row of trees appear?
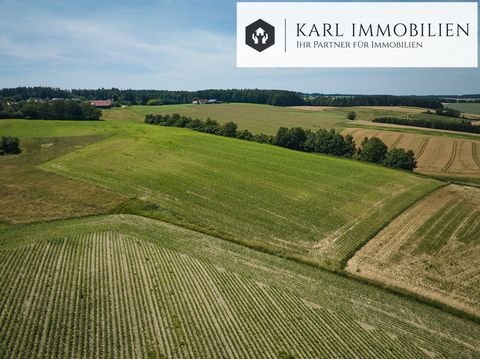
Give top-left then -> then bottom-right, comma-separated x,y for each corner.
0,100 -> 101,120
0,136 -> 20,155
305,95 -> 443,109
145,114 -> 417,171
0,87 -> 305,107
1,87 -> 454,109
373,117 -> 480,134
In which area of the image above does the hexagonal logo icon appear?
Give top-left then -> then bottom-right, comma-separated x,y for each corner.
245,19 -> 275,52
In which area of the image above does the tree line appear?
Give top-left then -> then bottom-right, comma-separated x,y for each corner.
145,114 -> 417,171
0,100 -> 101,120
0,87 -> 305,107
0,87 -> 451,109
373,116 -> 480,134
305,95 -> 442,109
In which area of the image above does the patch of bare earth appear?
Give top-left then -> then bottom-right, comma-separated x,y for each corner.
346,184 -> 480,317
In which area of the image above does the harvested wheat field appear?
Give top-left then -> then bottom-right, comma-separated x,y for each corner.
346,184 -> 480,316
342,128 -> 480,180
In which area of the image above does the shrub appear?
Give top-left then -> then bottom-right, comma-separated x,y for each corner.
384,148 -> 417,171
358,137 -> 388,163
346,111 -> 357,120
0,136 -> 21,154
273,127 -> 307,150
222,121 -> 238,137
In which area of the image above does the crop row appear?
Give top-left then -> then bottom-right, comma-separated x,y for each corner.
0,230 -> 478,358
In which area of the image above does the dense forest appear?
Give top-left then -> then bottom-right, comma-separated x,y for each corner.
0,87 -> 456,108
373,117 -> 480,134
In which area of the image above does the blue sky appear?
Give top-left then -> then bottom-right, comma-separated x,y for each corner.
0,0 -> 478,94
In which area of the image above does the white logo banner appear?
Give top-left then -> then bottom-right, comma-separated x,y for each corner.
237,2 -> 478,67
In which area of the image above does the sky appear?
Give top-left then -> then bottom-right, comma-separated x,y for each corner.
0,0 -> 478,95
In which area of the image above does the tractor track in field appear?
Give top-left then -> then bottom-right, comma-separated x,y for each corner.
442,140 -> 458,172
472,142 -> 480,169
390,134 -> 404,149
415,137 -> 430,160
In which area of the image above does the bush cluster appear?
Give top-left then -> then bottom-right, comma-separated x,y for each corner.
373,116 -> 480,134
0,136 -> 21,155
358,137 -> 417,170
434,107 -> 461,118
145,114 -> 417,171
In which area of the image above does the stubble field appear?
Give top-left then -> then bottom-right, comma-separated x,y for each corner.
347,184 -> 480,317
342,128 -> 480,181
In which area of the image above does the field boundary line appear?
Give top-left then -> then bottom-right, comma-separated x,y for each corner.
338,183 -> 449,271
442,140 -> 457,172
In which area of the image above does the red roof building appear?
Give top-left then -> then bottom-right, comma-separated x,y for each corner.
90,100 -> 113,108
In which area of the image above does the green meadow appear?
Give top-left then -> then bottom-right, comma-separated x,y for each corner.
124,103 -> 431,133
15,120 -> 440,270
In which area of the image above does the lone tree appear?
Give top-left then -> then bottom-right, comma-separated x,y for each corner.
384,148 -> 417,171
0,136 -> 21,155
358,137 -> 388,163
346,111 -> 357,121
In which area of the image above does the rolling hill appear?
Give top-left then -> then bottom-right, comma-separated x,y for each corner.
34,122 -> 442,270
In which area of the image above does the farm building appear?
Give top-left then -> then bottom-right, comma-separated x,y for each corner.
90,100 -> 113,108
192,99 -> 222,104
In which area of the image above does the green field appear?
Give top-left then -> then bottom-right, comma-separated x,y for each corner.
0,134 -> 126,224
444,102 -> 480,115
123,103 -> 439,134
1,107 -> 478,356
0,214 -> 478,358
10,120 -> 439,270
